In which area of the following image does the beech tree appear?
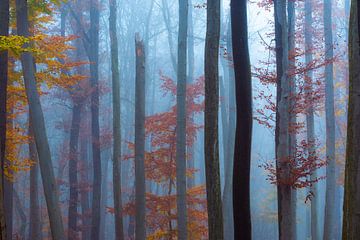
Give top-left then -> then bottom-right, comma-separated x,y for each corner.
176,0 -> 188,239
230,0 -> 252,239
204,0 -> 223,239
135,33 -> 146,240
15,0 -> 65,239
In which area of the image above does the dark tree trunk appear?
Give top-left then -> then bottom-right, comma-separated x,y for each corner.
176,0 -> 188,239
342,0 -> 360,238
68,103 -> 82,239
80,139 -> 91,240
230,0 -> 252,239
109,0 -> 124,238
89,0 -> 102,239
204,0 -> 223,239
135,33 -> 146,240
0,0 -> 9,238
15,0 -> 65,239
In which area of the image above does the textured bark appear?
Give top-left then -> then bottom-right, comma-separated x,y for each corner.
176,0 -> 188,239
204,0 -> 223,239
68,104 -> 82,239
304,0 -> 319,239
342,1 -> 360,238
89,0 -> 102,239
323,0 -> 337,239
0,0 -> 9,238
274,1 -> 293,239
135,34 -> 146,240
231,0 -> 253,239
28,127 -> 41,240
15,0 -> 65,239
109,0 -> 124,238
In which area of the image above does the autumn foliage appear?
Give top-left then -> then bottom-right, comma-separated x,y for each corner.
108,74 -> 208,239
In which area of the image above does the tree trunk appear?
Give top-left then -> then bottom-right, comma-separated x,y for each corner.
204,0 -> 223,239
304,0 -> 319,239
68,103 -> 82,239
323,0 -> 336,239
287,1 -> 297,239
89,0 -> 102,239
28,126 -> 41,240
342,0 -> 360,238
176,0 -> 188,239
135,33 -> 146,240
15,0 -> 65,239
109,0 -> 124,238
80,139 -> 91,240
274,1 -> 292,239
231,0 -> 252,239
0,0 -> 9,238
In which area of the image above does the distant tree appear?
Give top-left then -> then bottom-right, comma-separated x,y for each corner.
89,1 -> 102,239
230,0 -> 252,239
323,0 -> 337,239
135,33 -> 146,240
15,0 -> 65,239
342,0 -> 360,238
204,0 -> 223,239
304,0 -> 319,239
109,0 -> 124,238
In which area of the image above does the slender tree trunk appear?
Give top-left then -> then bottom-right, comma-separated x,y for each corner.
0,0 -> 9,238
15,0 -> 65,239
274,1 -> 293,239
80,139 -> 91,240
176,0 -> 188,239
287,2 -> 297,239
109,0 -> 124,238
304,0 -> 319,239
187,0 -> 196,190
323,0 -> 336,239
89,0 -> 102,239
135,34 -> 146,240
68,103 -> 82,239
204,0 -> 223,239
28,126 -> 41,240
230,1 -> 252,239
342,0 -> 360,238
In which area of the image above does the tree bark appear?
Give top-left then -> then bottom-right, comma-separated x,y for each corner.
176,0 -> 188,239
0,0 -> 9,238
342,0 -> 360,238
323,0 -> 337,239
231,0 -> 252,239
15,0 -> 65,239
274,1 -> 293,239
135,33 -> 146,240
204,0 -> 223,239
109,0 -> 124,238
